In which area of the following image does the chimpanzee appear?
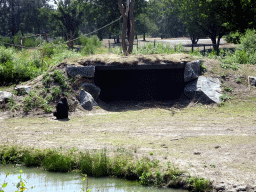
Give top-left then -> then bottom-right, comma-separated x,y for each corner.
53,97 -> 69,119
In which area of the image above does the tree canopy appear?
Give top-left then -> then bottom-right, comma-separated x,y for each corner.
0,0 -> 255,46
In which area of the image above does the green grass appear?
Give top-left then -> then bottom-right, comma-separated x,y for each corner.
0,145 -> 212,191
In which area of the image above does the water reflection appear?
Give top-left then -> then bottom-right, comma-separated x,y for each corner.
0,165 -> 187,192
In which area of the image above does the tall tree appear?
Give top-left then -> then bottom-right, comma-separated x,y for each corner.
52,0 -> 85,38
221,0 -> 256,32
174,0 -> 229,51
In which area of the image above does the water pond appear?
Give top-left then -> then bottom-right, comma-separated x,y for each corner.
0,165 -> 188,192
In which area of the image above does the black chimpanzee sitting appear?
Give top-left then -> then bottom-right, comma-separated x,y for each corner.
53,97 -> 69,119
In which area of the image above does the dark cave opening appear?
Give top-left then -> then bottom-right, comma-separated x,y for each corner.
94,66 -> 186,102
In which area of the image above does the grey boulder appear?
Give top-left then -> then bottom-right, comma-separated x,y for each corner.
14,85 -> 31,94
79,89 -> 98,110
184,76 -> 222,103
248,76 -> 256,86
80,82 -> 101,99
0,91 -> 12,103
184,60 -> 202,83
66,66 -> 95,78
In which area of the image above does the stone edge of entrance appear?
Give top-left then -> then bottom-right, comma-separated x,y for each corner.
65,59 -> 222,104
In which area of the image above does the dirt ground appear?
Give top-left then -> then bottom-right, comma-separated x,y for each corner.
1,56 -> 256,191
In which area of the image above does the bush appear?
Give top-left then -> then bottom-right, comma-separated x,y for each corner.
224,31 -> 241,44
78,35 -> 102,55
223,29 -> 256,65
80,151 -> 93,176
0,146 -> 24,164
186,177 -> 212,192
0,36 -> 12,47
53,37 -> 65,44
22,91 -> 49,112
51,70 -> 68,88
51,86 -> 62,98
43,150 -> 74,172
23,149 -> 44,167
0,46 -> 43,84
23,37 -> 37,47
41,43 -> 54,58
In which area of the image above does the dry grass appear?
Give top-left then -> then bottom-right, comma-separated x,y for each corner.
62,53 -> 193,66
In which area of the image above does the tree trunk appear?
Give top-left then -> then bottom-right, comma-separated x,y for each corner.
128,0 -> 135,54
190,35 -> 199,44
118,0 -> 128,55
143,33 -> 145,41
210,36 -> 218,51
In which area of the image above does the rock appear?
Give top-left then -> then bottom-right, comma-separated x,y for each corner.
215,145 -> 221,149
184,60 -> 201,82
236,186 -> 247,191
215,185 -> 226,191
193,151 -> 201,155
0,91 -> 12,103
184,76 -> 222,104
66,66 -> 95,78
226,190 -> 236,192
14,85 -> 31,95
80,82 -> 101,99
248,76 -> 256,86
79,89 -> 98,110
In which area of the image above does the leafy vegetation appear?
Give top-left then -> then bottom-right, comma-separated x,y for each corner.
22,91 -> 51,112
0,145 -> 212,191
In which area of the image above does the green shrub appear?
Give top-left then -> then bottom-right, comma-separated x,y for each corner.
186,177 -> 212,192
43,150 -> 74,172
224,86 -> 233,92
41,43 -> 54,58
139,172 -> 153,186
51,70 -> 68,88
80,151 -> 93,176
223,29 -> 256,65
0,146 -> 24,164
23,37 -> 37,47
42,74 -> 52,87
235,78 -> 242,83
0,46 -> 42,84
51,86 -> 62,98
220,94 -> 232,102
53,37 -> 65,44
23,149 -> 44,167
154,171 -> 164,187
80,150 -> 109,177
224,31 -> 241,44
91,151 -> 108,177
0,36 -> 12,47
200,62 -> 207,74
78,35 -> 102,55
23,95 -> 33,112
0,46 -> 16,64
81,45 -> 96,55
22,91 -> 49,112
8,96 -> 19,111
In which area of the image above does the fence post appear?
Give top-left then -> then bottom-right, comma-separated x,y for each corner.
45,33 -> 49,43
108,40 -> 111,52
71,31 -> 73,50
154,39 -> 155,48
137,38 -> 138,50
204,44 -> 206,56
20,37 -> 23,51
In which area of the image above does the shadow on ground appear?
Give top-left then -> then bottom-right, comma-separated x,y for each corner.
96,93 -> 192,112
